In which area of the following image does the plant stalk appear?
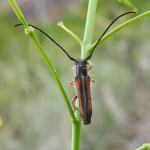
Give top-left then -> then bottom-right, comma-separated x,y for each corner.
81,0 -> 98,59
8,0 -> 29,28
87,10 -> 150,57
58,22 -> 82,45
71,121 -> 81,150
25,27 -> 76,122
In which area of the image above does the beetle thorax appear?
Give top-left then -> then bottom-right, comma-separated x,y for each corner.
75,60 -> 87,76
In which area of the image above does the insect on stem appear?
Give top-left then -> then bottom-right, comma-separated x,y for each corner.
14,11 -> 136,125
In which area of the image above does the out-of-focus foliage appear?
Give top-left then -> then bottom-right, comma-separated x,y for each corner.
0,0 -> 150,150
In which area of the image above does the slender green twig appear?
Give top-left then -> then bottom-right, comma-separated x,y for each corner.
25,27 -> 76,121
81,0 -> 98,59
58,22 -> 82,45
86,10 -> 150,57
71,100 -> 81,150
71,120 -> 81,150
8,0 -> 29,28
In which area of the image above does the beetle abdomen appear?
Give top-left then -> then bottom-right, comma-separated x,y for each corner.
75,76 -> 92,125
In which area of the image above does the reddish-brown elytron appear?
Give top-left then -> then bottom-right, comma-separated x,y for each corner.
15,11 -> 135,125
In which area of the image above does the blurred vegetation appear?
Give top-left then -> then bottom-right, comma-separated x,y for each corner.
0,0 -> 150,150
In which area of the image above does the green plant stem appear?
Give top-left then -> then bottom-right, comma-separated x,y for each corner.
136,144 -> 150,150
71,97 -> 81,150
86,10 -> 150,57
58,22 -> 82,45
25,27 -> 76,122
81,0 -> 98,59
71,120 -> 81,150
71,101 -> 81,150
8,0 -> 29,28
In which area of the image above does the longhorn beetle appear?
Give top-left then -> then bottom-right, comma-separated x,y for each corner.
15,11 -> 135,125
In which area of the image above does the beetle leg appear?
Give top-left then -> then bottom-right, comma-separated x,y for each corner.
88,65 -> 92,71
71,96 -> 77,111
69,80 -> 75,85
91,79 -> 96,83
71,66 -> 76,73
87,61 -> 93,71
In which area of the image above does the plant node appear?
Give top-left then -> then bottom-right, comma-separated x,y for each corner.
25,26 -> 34,36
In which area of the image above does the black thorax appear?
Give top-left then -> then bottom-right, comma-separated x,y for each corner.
75,60 -> 87,76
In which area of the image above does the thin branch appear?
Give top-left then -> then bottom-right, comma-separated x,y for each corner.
58,22 -> 82,45
81,0 -> 98,59
86,10 -> 150,57
8,0 -> 29,28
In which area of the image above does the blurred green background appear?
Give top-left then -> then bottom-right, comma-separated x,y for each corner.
0,0 -> 150,150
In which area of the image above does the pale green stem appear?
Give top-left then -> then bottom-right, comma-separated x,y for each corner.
71,97 -> 81,150
71,100 -> 81,150
86,10 -> 150,57
71,120 -> 81,150
25,27 -> 76,122
81,0 -> 98,59
58,22 -> 82,45
8,0 -> 29,28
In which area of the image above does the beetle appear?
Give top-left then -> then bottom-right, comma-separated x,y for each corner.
15,11 -> 135,125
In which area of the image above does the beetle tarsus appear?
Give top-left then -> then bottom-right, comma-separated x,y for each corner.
69,80 -> 75,85
88,65 -> 92,71
91,79 -> 96,83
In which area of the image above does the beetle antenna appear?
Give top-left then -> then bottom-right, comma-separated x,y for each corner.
85,11 -> 136,61
14,23 -> 76,62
